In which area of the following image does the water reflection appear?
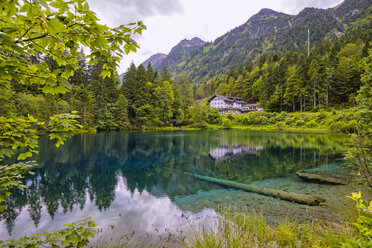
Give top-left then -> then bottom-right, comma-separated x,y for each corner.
0,175 -> 217,241
209,145 -> 263,162
0,130 -> 349,238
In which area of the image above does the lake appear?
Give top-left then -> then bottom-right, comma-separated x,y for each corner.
0,130 -> 353,243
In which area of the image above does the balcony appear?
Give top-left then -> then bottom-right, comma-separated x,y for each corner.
241,107 -> 257,112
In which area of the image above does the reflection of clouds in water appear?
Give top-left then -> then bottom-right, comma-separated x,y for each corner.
0,175 -> 216,242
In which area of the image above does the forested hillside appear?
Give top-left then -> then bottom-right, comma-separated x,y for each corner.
1,0 -> 371,131
193,34 -> 369,112
143,0 -> 371,85
185,0 -> 372,112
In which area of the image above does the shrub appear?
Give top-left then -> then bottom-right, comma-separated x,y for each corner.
207,108 -> 222,125
306,119 -> 319,128
329,121 -> 356,133
346,192 -> 372,246
272,112 -> 288,122
226,113 -> 234,120
0,218 -> 96,247
295,120 -> 305,127
275,122 -> 286,130
222,118 -> 232,129
258,116 -> 269,125
285,116 -> 298,126
241,116 -> 251,125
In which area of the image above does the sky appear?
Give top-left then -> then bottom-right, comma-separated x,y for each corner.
87,0 -> 344,74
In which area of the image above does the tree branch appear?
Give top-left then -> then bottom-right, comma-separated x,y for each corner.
14,33 -> 49,44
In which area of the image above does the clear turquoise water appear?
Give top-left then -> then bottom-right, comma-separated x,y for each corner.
0,130 -> 349,241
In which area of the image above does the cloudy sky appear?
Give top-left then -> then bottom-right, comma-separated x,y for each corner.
87,0 -> 343,74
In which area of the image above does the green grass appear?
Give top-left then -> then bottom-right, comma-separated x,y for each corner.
90,203 -> 372,248
181,209 -> 354,248
178,124 -> 332,134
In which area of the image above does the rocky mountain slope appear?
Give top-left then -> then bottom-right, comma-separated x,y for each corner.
141,53 -> 167,70
141,37 -> 206,71
142,0 -> 371,83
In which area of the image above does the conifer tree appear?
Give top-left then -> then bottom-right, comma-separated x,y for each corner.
178,74 -> 193,119
115,94 -> 130,129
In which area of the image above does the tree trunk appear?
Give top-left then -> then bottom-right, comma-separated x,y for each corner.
192,174 -> 325,205
326,85 -> 329,108
296,172 -> 347,185
313,81 -> 317,108
83,106 -> 87,126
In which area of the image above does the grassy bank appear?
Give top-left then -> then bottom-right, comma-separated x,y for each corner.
93,204 -> 371,248
184,109 -> 358,134
181,124 -> 332,134
182,210 -> 353,248
84,109 -> 357,134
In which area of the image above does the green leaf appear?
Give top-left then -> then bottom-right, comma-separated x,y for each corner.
92,37 -> 108,47
99,70 -> 111,79
17,151 -> 33,161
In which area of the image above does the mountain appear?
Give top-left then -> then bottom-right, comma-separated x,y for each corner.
141,0 -> 371,83
141,37 -> 206,71
141,53 -> 167,69
334,0 -> 372,24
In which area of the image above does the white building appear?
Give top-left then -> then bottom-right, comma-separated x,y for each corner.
208,95 -> 261,114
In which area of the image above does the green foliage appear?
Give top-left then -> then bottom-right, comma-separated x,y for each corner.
357,48 -> 372,136
190,35 -> 368,113
329,121 -> 356,133
178,74 -> 194,120
191,109 -> 363,133
0,161 -> 35,212
0,218 -> 96,248
0,115 -> 40,161
115,94 -> 130,130
120,63 -> 184,128
154,81 -> 175,125
346,192 -> 372,245
182,209 -> 353,248
48,112 -> 84,148
0,112 -> 83,212
345,49 -> 372,187
0,0 -> 145,93
222,118 -> 232,129
190,102 -> 209,128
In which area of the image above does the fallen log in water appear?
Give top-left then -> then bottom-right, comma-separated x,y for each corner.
192,174 -> 325,206
296,172 -> 347,185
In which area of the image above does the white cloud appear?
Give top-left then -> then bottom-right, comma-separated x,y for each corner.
88,0 -> 183,27
281,0 -> 343,13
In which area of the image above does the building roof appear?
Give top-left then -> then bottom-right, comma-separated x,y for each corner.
208,94 -> 248,104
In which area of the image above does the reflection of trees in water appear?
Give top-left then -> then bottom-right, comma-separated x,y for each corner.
0,131 -> 348,235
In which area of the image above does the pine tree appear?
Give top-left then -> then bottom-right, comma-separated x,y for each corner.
69,49 -> 88,86
154,81 -> 175,125
162,67 -> 172,83
115,94 -> 130,129
73,85 -> 94,127
178,74 -> 193,120
146,62 -> 156,83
